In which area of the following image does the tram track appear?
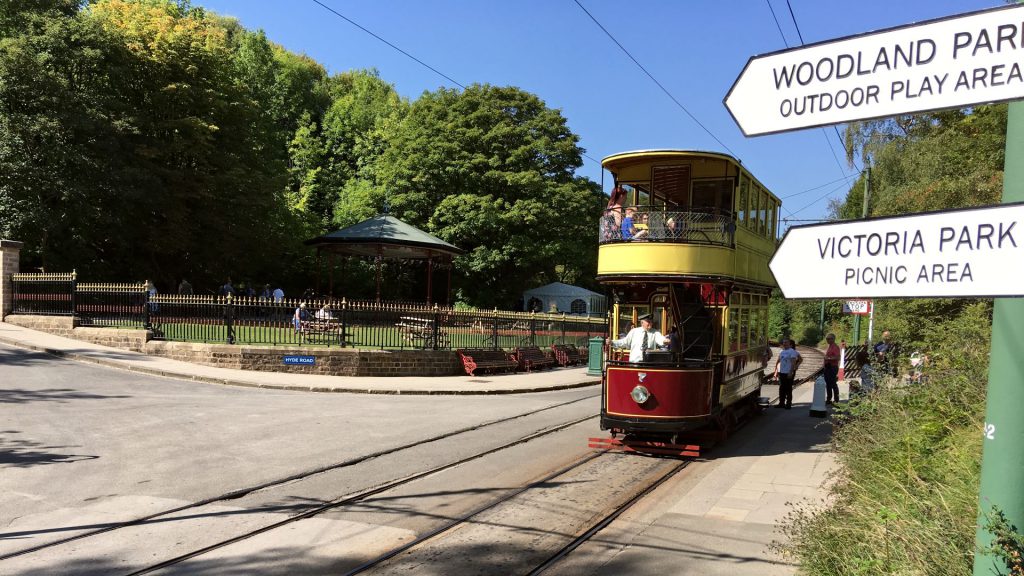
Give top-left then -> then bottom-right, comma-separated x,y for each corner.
794,345 -> 825,384
335,451 -> 689,576
527,458 -> 688,576
0,391 -> 599,564
125,413 -> 601,575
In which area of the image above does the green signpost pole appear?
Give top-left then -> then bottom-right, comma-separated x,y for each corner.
972,101 -> 1024,575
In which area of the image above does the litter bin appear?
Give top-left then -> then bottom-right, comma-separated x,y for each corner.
587,336 -> 604,376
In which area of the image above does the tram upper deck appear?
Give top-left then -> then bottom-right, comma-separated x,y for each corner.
598,150 -> 781,286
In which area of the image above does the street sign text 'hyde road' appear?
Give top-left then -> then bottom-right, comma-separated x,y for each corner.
769,203 -> 1024,299
725,4 -> 1024,136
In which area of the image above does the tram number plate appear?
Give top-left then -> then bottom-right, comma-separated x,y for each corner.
985,422 -> 996,440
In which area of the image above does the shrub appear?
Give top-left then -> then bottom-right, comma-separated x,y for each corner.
779,302 -> 992,575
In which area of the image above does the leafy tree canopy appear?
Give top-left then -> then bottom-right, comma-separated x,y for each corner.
0,1 -> 603,305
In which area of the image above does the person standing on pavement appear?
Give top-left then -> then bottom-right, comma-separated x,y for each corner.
823,333 -> 841,404
774,339 -> 802,409
608,313 -> 668,363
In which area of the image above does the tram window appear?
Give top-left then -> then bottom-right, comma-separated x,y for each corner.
739,308 -> 750,349
750,308 -> 763,347
758,189 -> 768,235
652,165 -> 691,207
728,309 -> 740,352
691,178 -> 732,215
738,178 -> 749,227
754,190 -> 762,235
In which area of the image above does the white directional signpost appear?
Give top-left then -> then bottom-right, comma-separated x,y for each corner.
726,4 -> 1024,136
770,203 -> 1024,299
726,5 -> 1024,574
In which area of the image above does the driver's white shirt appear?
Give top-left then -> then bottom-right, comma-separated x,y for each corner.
612,326 -> 667,363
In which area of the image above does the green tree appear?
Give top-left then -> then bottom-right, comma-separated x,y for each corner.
361,84 -> 603,307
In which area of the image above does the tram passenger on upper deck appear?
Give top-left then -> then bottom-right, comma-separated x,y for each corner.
602,186 -> 626,241
607,313 -> 669,363
621,207 -> 637,240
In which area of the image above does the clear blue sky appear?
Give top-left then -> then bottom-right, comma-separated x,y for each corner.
195,0 -> 1000,228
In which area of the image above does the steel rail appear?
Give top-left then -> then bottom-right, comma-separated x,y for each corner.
343,451 -> 608,575
528,459 -> 690,575
126,413 -> 600,575
0,392 -> 599,562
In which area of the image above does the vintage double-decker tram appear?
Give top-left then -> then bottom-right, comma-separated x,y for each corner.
597,150 -> 780,448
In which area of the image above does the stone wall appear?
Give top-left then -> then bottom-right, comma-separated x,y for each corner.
5,315 -> 148,351
73,326 -> 150,353
143,341 -> 462,376
5,314 -> 76,337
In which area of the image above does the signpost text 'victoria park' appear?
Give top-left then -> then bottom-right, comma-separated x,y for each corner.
770,203 -> 1024,299
726,5 -> 1024,574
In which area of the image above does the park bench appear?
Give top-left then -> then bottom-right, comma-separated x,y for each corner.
456,348 -> 518,376
551,343 -> 584,366
396,316 -> 450,349
514,346 -> 556,372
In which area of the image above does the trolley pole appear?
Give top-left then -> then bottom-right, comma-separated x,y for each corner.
972,100 -> 1024,575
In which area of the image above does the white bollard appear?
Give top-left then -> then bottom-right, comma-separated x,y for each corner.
810,375 -> 828,418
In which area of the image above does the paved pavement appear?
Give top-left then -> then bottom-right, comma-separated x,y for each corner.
0,321 -> 840,574
551,380 -> 842,576
0,322 -> 599,395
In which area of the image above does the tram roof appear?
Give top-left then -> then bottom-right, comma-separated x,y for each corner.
601,149 -> 779,201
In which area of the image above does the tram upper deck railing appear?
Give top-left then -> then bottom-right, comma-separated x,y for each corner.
599,207 -> 735,247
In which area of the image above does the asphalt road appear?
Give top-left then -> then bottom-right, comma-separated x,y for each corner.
0,343 -> 600,571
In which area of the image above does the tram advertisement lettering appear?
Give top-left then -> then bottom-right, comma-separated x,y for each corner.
770,204 -> 1024,298
726,4 -> 1024,135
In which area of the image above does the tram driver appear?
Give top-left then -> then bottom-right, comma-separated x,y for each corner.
607,313 -> 670,363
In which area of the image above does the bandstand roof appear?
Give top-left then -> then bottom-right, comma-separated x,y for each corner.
304,214 -> 464,259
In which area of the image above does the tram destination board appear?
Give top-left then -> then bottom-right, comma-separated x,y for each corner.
769,203 -> 1024,299
725,4 -> 1024,136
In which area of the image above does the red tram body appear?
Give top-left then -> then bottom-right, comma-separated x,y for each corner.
597,151 -> 781,440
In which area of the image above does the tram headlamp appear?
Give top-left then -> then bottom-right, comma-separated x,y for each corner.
630,385 -> 651,405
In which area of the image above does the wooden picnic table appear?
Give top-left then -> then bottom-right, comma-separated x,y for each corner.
396,316 -> 450,348
300,317 -> 343,342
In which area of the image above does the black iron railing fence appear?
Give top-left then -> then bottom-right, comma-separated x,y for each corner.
8,274 -> 606,350
77,283 -> 149,328
11,272 -> 76,315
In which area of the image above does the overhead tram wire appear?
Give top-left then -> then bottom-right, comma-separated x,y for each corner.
780,173 -> 858,200
572,0 -> 739,159
309,0 -> 465,89
310,0 -> 604,174
780,0 -> 862,173
783,178 -> 855,218
764,0 -> 855,178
